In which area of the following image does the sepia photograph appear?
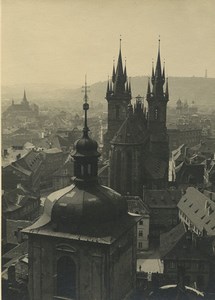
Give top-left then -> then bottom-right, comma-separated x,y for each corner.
1,0 -> 215,299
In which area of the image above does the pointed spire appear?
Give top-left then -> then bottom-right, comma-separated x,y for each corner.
163,60 -> 165,81
22,89 -> 28,103
151,38 -> 166,97
165,77 -> 169,101
155,37 -> 162,78
151,60 -> 155,84
83,75 -> 90,137
124,58 -> 127,81
116,39 -> 124,78
147,77 -> 151,97
106,76 -> 110,94
128,78 -> 131,94
109,79 -> 113,92
112,59 -> 116,83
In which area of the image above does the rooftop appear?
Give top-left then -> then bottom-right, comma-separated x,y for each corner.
177,187 -> 215,235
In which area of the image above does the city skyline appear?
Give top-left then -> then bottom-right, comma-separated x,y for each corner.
2,0 -> 215,87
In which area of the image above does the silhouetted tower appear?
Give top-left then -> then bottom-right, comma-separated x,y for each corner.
103,39 -> 132,157
146,40 -> 169,183
109,104 -> 147,196
22,90 -> 29,106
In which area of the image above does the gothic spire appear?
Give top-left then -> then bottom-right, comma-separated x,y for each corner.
116,39 -> 124,79
124,58 -> 127,82
106,76 -> 110,94
147,77 -> 151,101
22,89 -> 28,103
151,60 -> 155,84
155,38 -> 162,79
113,37 -> 126,94
112,59 -> 116,83
162,60 -> 165,81
165,77 -> 169,102
152,38 -> 165,96
128,78 -> 131,94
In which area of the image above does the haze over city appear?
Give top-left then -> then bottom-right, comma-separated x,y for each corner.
2,0 -> 215,88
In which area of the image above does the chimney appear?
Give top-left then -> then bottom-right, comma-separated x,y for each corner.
8,264 -> 16,285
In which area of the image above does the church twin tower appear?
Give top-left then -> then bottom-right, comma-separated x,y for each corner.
105,40 -> 169,195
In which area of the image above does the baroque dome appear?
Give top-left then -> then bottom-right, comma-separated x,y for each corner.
51,184 -> 128,230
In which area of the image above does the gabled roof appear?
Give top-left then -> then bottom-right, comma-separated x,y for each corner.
177,187 -> 215,235
160,222 -> 186,259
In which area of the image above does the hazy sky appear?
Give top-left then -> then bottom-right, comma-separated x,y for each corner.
2,0 -> 215,87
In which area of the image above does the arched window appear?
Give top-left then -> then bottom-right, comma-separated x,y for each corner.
57,256 -> 76,299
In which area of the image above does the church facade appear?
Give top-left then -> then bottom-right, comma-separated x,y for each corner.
107,41 -> 169,196
23,80 -> 139,300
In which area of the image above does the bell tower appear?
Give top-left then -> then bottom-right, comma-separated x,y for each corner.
103,39 -> 131,157
146,39 -> 169,136
146,39 -> 169,185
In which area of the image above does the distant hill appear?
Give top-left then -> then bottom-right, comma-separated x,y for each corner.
2,76 -> 215,109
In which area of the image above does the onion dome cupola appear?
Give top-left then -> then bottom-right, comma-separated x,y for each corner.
72,76 -> 100,185
48,77 -> 128,233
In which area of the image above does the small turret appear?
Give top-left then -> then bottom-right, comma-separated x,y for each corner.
112,60 -> 116,83
146,78 -> 151,101
72,76 -> 100,185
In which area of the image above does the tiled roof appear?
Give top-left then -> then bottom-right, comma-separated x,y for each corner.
125,196 -> 149,214
160,222 -> 186,259
177,187 -> 215,235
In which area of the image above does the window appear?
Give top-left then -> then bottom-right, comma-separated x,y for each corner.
139,230 -> 143,237
57,256 -> 76,299
139,220 -> 143,225
138,242 -> 143,249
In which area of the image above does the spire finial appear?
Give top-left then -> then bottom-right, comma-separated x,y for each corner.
120,34 -> 122,50
82,75 -> 90,136
158,35 -> 161,52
